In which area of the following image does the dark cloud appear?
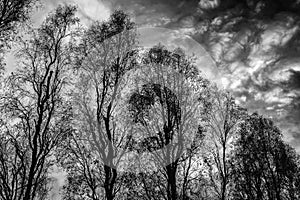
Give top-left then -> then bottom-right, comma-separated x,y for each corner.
100,0 -> 300,152
28,0 -> 300,152
103,0 -> 199,27
285,70 -> 300,89
102,0 -> 300,28
196,2 -> 300,153
12,0 -> 298,161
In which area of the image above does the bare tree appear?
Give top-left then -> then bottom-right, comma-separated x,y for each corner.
128,45 -> 209,200
58,10 -> 138,200
0,5 -> 78,200
202,88 -> 245,200
176,125 -> 209,200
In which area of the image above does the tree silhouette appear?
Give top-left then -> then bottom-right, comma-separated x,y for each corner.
128,45 -> 209,200
202,88 -> 246,200
230,113 -> 300,200
58,10 -> 138,200
0,5 -> 78,200
0,3 -> 299,200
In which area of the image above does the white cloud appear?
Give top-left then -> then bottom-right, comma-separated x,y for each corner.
264,88 -> 292,104
74,0 -> 110,25
32,0 -> 111,27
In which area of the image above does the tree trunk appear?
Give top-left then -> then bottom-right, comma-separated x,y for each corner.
23,106 -> 44,200
166,164 -> 177,200
221,140 -> 227,200
23,160 -> 36,200
221,182 -> 226,200
104,165 -> 117,200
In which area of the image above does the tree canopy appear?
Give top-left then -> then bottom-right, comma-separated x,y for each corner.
0,3 -> 299,200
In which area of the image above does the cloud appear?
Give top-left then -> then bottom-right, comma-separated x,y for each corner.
285,69 -> 300,89
7,1 -> 299,154
102,0 -> 200,28
5,3 -> 300,198
137,27 -> 219,82
5,0 -> 111,73
30,0 -> 110,26
71,0 -> 110,25
108,0 -> 300,153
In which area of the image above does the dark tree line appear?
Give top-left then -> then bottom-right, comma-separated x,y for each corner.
0,3 -> 299,200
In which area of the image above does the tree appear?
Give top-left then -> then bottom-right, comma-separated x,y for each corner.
202,88 -> 245,200
0,0 -> 37,36
60,131 -> 105,200
0,5 -> 78,200
117,171 -> 167,200
229,113 -> 300,200
176,134 -> 209,200
58,10 -> 138,200
128,45 -> 209,200
0,0 -> 37,72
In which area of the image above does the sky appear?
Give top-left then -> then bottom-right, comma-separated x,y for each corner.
26,0 -> 300,152
100,0 -> 300,153
4,0 -> 300,198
